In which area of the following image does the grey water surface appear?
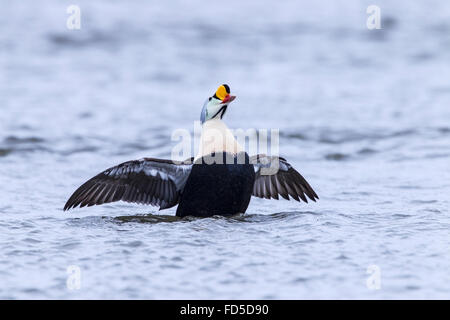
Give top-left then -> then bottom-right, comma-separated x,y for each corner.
1,0 -> 450,299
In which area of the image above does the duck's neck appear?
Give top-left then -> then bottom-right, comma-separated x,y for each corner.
195,119 -> 243,161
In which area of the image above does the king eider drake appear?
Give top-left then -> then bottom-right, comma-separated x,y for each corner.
64,84 -> 319,217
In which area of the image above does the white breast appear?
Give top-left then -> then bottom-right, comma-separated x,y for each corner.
195,119 -> 243,161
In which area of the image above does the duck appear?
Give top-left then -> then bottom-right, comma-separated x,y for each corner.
64,84 -> 319,217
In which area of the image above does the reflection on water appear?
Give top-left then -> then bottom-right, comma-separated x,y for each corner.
111,211 -> 320,225
114,214 -> 183,224
1,0 -> 450,299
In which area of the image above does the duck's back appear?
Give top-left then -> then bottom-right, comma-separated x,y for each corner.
176,152 -> 255,217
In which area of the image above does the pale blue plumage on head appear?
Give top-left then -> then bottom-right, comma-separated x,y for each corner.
200,98 -> 209,124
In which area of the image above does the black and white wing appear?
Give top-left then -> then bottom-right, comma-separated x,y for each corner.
250,154 -> 319,203
64,158 -> 192,211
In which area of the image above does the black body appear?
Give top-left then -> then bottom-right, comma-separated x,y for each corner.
176,152 -> 255,217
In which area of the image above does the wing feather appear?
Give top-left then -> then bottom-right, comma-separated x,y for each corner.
250,154 -> 319,203
64,158 -> 192,211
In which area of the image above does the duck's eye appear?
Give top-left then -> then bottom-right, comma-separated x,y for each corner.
208,97 -> 212,101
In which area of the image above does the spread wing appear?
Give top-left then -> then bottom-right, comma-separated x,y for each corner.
250,154 -> 319,203
64,158 -> 192,211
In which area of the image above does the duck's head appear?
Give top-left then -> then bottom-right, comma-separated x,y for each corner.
200,84 -> 236,124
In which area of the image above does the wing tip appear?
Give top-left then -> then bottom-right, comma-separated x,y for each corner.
63,200 -> 72,211
63,202 -> 76,211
